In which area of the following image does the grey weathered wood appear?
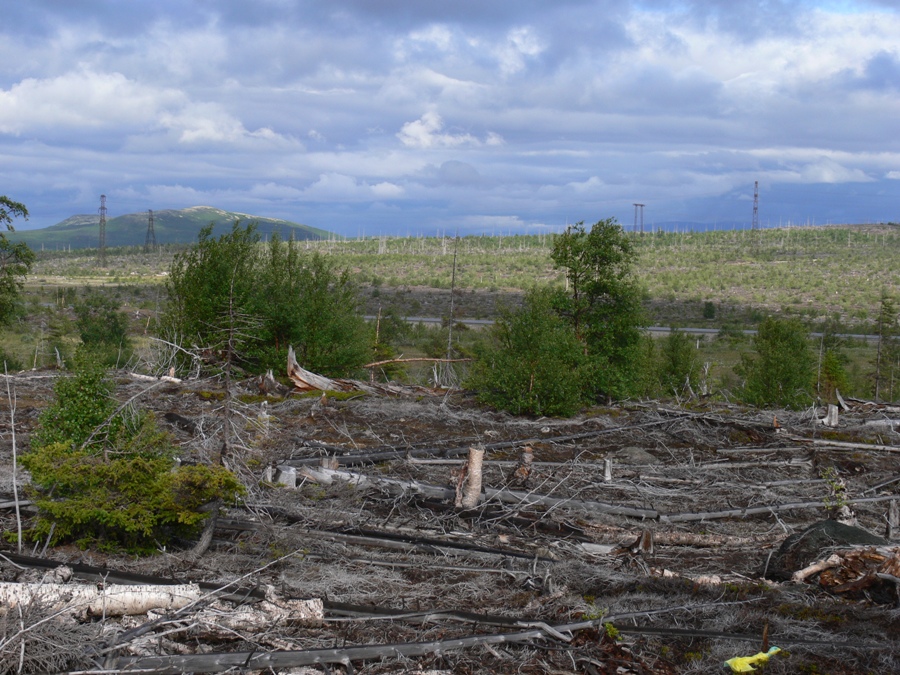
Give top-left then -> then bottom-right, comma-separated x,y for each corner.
661,495 -> 900,523
301,466 -> 659,519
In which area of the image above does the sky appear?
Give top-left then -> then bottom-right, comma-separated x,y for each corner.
1,1 -> 899,238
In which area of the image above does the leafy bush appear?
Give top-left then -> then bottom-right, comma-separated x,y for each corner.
468,288 -> 586,416
0,233 -> 35,326
29,348 -> 118,450
814,321 -> 849,402
22,355 -> 244,552
163,222 -> 370,376
252,235 -> 371,375
73,289 -> 131,364
737,317 -> 815,409
0,196 -> 34,329
0,346 -> 23,372
659,328 -> 698,395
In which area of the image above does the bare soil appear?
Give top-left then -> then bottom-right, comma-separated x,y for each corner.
1,371 -> 899,674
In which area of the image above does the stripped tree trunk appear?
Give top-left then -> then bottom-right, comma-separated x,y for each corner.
461,446 -> 485,509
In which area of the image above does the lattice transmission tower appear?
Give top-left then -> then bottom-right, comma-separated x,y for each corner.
752,181 -> 759,230
98,194 -> 107,266
632,203 -> 645,234
145,209 -> 157,251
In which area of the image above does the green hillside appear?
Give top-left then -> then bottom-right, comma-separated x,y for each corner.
8,206 -> 334,248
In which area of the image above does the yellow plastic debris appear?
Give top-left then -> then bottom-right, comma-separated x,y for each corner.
724,646 -> 782,672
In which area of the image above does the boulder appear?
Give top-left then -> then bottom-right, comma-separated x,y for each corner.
762,519 -> 887,581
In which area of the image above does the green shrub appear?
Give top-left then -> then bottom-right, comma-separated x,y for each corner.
737,317 -> 815,409
659,328 -> 698,395
73,289 -> 131,365
0,198 -> 35,326
468,288 -> 586,416
22,356 -> 244,553
163,222 -> 370,377
30,348 -> 118,450
22,438 -> 243,553
0,346 -> 23,372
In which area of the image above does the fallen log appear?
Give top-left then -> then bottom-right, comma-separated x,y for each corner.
786,435 -> 900,454
286,346 -> 440,396
286,416 -> 684,467
0,581 -> 201,617
661,495 -> 899,523
299,466 -> 659,519
128,371 -> 182,384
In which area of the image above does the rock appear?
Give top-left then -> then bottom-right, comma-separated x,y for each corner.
762,519 -> 888,581
612,446 -> 660,465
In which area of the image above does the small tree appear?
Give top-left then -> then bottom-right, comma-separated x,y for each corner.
659,328 -> 697,395
468,288 -> 586,416
73,289 -> 132,365
0,196 -> 35,326
737,317 -> 815,409
29,349 -> 118,450
163,222 -> 369,377
816,320 -> 849,402
163,221 -> 259,355
551,219 -> 646,399
253,234 -> 370,375
872,290 -> 899,402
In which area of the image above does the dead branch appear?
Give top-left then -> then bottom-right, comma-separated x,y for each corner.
786,434 -> 900,454
661,495 -> 899,523
792,554 -> 843,582
287,346 -> 357,392
86,613 -> 623,675
363,356 -> 473,369
298,527 -> 550,561
128,371 -> 182,384
286,416 -> 682,467
4,365 -> 22,553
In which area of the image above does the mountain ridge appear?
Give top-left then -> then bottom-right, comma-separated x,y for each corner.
7,206 -> 334,248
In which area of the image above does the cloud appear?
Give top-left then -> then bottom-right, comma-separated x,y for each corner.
0,69 -> 179,134
3,1 -> 900,235
798,159 -> 873,184
301,173 -> 405,202
157,102 -> 288,146
397,111 -> 479,148
494,26 -> 545,75
855,50 -> 900,90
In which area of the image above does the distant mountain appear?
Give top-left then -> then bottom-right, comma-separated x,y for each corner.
8,206 -> 335,249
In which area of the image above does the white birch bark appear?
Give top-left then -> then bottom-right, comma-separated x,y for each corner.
0,582 -> 201,617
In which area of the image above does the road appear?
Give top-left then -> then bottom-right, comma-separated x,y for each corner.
364,316 -> 879,342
